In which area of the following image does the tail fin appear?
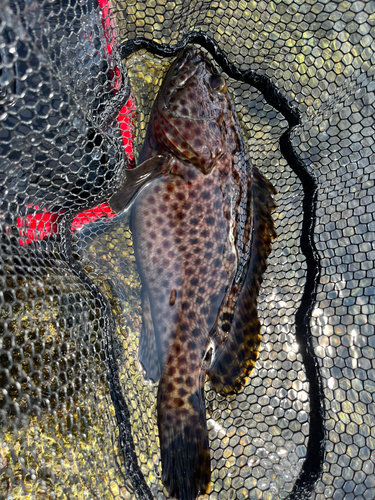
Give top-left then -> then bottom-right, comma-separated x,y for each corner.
157,381 -> 210,500
209,168 -> 277,396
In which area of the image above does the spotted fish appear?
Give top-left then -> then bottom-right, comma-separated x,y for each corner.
109,48 -> 277,500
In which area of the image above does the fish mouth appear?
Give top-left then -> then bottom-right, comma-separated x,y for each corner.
174,47 -> 199,72
169,47 -> 204,88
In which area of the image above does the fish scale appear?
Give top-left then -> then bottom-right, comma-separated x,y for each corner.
109,47 -> 277,500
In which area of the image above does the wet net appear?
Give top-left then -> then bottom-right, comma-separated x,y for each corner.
1,0 -> 374,499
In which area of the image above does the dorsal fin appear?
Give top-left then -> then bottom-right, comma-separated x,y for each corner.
209,168 -> 277,395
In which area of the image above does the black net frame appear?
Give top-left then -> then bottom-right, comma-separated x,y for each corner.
1,1 -> 374,499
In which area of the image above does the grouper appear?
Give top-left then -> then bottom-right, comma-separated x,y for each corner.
109,47 -> 277,500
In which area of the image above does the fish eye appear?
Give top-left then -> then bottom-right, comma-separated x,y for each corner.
209,74 -> 227,93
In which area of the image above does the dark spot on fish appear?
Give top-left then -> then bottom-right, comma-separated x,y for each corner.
190,277 -> 199,286
181,334 -> 187,342
187,290 -> 194,297
179,388 -> 187,397
192,328 -> 200,338
205,252 -> 212,259
176,277 -> 183,285
186,376 -> 194,387
169,289 -> 177,306
163,241 -> 170,249
154,185 -> 161,193
195,138 -> 202,147
190,237 -> 198,245
146,221 -> 151,228
221,270 -> 227,278
185,252 -> 192,259
166,383 -> 174,392
182,302 -> 190,310
190,353 -> 197,362
202,191 -> 210,200
160,205 -> 167,213
156,217 -> 163,224
205,241 -> 213,248
177,377 -> 183,384
188,341 -> 196,350
150,232 -> 156,239
196,296 -> 203,304
174,398 -> 184,408
157,268 -> 163,274
205,216 -> 215,225
194,258 -> 201,265
222,322 -> 231,332
201,307 -> 208,315
187,169 -> 195,178
157,248 -> 162,254
181,108 -> 188,116
201,229 -> 209,237
148,196 -> 155,204
198,287 -> 205,294
176,192 -> 185,200
180,99 -> 187,106
204,178 -> 213,186
185,268 -> 193,275
147,242 -> 152,249
188,311 -> 196,319
162,228 -> 169,236
169,366 -> 176,376
167,184 -> 174,192
208,279 -> 215,288
214,232 -> 222,240
215,185 -> 221,194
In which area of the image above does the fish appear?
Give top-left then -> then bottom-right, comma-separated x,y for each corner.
109,48 -> 277,500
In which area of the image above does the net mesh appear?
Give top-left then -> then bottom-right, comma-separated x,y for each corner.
1,1 -> 374,499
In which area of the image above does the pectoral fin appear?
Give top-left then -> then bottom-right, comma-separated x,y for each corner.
209,168 -> 277,396
109,155 -> 172,213
138,289 -> 161,382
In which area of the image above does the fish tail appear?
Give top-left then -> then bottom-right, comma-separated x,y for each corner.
209,168 -> 277,396
157,376 -> 210,500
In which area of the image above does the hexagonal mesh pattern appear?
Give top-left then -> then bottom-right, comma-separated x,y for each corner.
1,1 -> 374,500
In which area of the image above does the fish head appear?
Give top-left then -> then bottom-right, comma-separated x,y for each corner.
151,48 -> 234,175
